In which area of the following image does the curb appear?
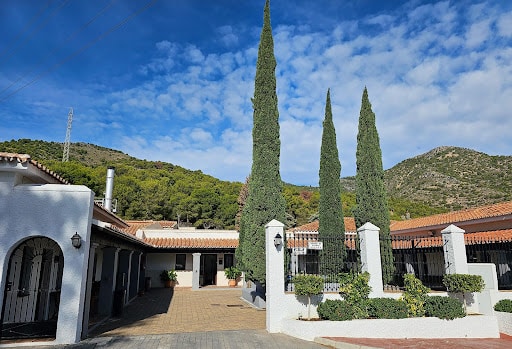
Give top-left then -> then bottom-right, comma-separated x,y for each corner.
314,337 -> 380,349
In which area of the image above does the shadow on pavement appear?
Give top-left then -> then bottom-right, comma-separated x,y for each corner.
89,288 -> 174,336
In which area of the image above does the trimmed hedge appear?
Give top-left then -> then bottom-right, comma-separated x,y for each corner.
425,296 -> 465,320
317,299 -> 366,321
367,298 -> 408,319
494,299 -> 512,313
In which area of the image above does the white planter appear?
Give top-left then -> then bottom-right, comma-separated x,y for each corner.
494,311 -> 512,336
281,315 -> 500,342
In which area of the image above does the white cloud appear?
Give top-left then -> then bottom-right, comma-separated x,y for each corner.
465,20 -> 491,49
497,12 -> 512,37
61,0 -> 512,184
217,25 -> 239,47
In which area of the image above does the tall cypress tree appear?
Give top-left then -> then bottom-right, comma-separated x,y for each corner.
354,87 -> 394,284
318,89 -> 345,276
235,0 -> 286,285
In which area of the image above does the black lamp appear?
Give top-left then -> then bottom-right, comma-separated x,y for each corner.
71,232 -> 82,249
274,233 -> 283,247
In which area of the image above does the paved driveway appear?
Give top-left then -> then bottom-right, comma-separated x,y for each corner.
90,287 -> 266,336
82,287 -> 327,348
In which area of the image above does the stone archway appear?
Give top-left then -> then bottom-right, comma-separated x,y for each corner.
1,237 -> 64,340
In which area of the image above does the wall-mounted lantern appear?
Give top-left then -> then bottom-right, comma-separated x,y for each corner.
71,232 -> 82,249
274,233 -> 283,248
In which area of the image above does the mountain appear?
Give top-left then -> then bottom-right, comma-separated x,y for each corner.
2,139 -> 509,225
340,146 -> 512,211
385,146 -> 512,211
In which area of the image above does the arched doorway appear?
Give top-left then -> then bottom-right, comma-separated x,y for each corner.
1,237 -> 64,340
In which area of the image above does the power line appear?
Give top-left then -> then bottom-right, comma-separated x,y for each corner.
0,0 -> 71,64
0,0 -> 55,58
0,0 -> 118,98
0,0 -> 159,103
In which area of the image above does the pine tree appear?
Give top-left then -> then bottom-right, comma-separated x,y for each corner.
318,89 -> 345,276
235,0 -> 286,285
354,87 -> 394,284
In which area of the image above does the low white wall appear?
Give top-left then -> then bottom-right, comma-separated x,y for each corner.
282,316 -> 500,341
495,311 -> 512,336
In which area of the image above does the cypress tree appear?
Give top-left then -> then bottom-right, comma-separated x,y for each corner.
318,89 -> 345,276
235,0 -> 286,285
354,87 -> 394,284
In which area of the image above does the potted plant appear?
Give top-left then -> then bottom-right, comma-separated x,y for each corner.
224,266 -> 242,287
160,269 -> 178,288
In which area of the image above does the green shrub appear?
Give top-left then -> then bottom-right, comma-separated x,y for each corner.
442,274 -> 485,294
442,274 -> 485,313
338,272 -> 371,319
338,272 -> 371,303
425,296 -> 465,320
367,298 -> 408,319
494,299 -> 512,313
317,299 -> 364,321
400,273 -> 430,317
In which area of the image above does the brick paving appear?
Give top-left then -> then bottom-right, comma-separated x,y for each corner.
89,287 -> 267,336
2,287 -> 512,348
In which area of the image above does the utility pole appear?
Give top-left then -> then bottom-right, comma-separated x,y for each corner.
62,107 -> 73,162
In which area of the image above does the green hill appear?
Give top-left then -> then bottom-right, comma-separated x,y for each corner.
7,139 -> 506,227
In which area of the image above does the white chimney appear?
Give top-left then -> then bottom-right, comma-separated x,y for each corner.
104,167 -> 115,211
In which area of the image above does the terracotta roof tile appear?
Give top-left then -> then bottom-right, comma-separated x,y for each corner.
391,229 -> 512,249
123,220 -> 177,236
390,201 -> 512,232
145,237 -> 238,249
290,217 -> 356,233
0,152 -> 69,184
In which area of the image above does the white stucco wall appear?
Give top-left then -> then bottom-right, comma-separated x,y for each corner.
0,182 -> 94,345
146,252 -> 234,287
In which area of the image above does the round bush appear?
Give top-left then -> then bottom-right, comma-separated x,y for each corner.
368,298 -> 408,319
494,299 -> 512,313
317,299 -> 364,321
425,296 -> 465,320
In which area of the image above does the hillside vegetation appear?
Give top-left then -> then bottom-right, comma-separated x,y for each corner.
5,139 -> 506,228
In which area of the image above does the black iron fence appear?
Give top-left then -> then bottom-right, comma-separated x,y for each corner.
465,233 -> 512,290
286,233 -> 360,292
285,231 -> 512,293
383,235 -> 446,291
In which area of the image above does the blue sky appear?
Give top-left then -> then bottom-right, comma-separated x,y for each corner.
1,0 -> 511,186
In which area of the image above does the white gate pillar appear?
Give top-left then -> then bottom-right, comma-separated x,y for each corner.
442,224 -> 468,274
266,219 -> 285,333
358,222 -> 384,297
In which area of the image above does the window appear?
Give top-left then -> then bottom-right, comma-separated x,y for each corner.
175,254 -> 186,270
224,254 -> 234,268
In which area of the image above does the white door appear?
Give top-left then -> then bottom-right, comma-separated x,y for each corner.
2,237 -> 63,324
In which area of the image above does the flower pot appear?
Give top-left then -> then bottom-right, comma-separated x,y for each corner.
165,280 -> 176,288
228,279 -> 237,288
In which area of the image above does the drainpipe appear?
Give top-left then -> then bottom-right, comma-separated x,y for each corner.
105,167 -> 115,211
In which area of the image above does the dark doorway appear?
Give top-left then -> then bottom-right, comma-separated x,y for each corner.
200,254 -> 217,286
1,237 -> 63,340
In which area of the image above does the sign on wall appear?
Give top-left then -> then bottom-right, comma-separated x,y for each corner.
307,241 -> 323,250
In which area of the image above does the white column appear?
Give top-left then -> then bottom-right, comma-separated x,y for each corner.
192,253 -> 201,290
266,219 -> 285,333
358,222 -> 384,297
442,224 -> 468,274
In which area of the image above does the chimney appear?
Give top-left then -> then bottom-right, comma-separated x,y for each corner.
104,167 -> 115,211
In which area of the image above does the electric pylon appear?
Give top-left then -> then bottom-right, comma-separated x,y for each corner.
62,107 -> 73,162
